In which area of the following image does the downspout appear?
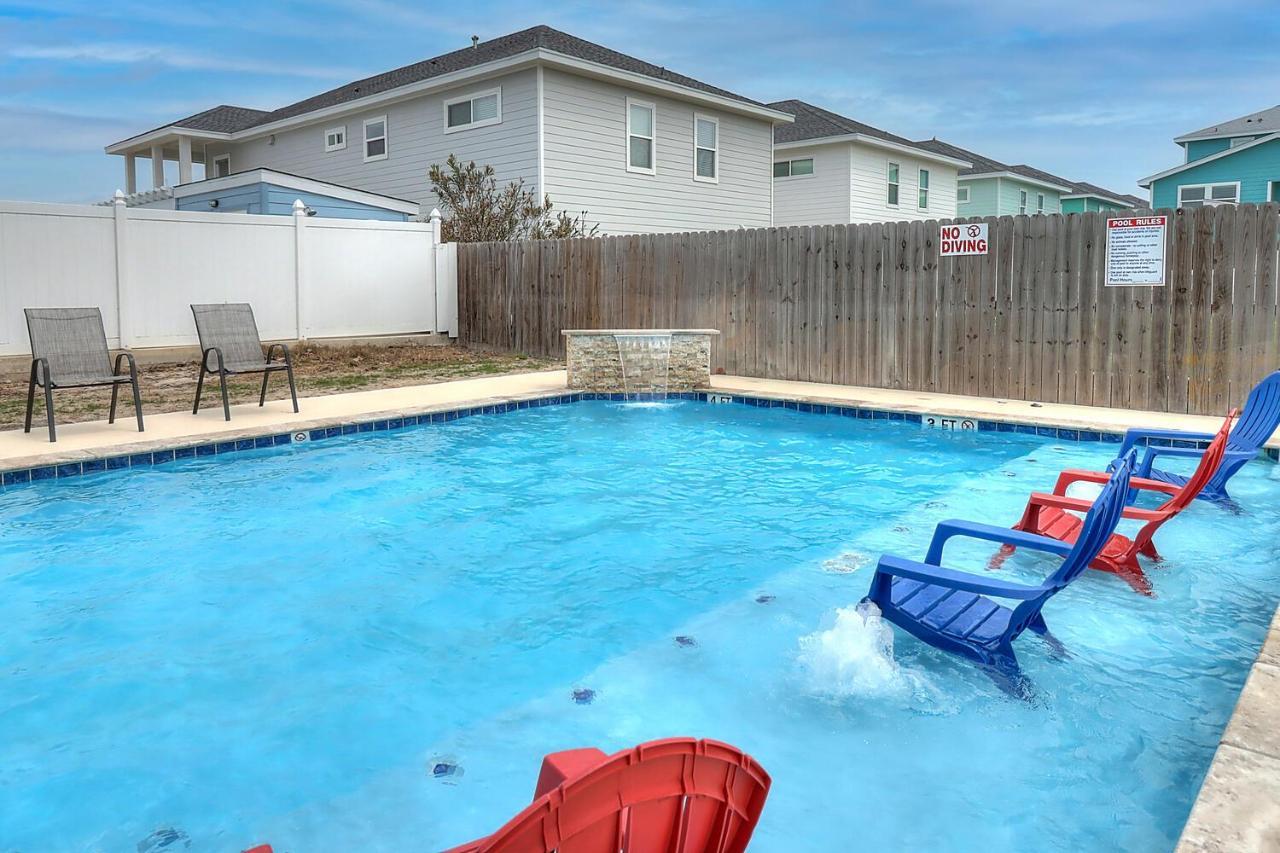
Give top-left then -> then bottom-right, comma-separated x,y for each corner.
535,65 -> 545,199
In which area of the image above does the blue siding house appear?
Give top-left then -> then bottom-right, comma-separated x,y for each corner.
1140,105 -> 1280,209
171,168 -> 420,220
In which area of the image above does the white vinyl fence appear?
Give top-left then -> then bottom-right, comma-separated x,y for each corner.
0,198 -> 457,357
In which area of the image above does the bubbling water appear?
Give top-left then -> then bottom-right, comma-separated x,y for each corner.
798,601 -> 906,696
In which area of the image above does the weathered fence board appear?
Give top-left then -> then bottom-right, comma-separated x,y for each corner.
457,205 -> 1280,416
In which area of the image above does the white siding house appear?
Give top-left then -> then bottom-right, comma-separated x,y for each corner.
104,26 -> 791,236
769,100 -> 968,226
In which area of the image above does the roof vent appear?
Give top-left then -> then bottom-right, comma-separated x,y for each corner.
471,35 -> 479,49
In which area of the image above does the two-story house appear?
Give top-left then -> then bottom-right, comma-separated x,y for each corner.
104,26 -> 793,235
1139,105 -> 1280,209
768,100 -> 969,226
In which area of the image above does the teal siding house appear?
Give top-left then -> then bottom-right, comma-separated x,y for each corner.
172,169 -> 419,220
1140,105 -> 1280,209
914,139 -> 1139,217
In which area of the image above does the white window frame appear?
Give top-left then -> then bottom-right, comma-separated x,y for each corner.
1037,193 -> 1045,213
957,186 -> 970,203
1019,189 -> 1028,214
1229,136 -> 1251,148
1177,181 -> 1241,208
442,87 -> 503,134
1271,181 -> 1280,203
773,158 -> 815,179
887,161 -> 900,206
692,113 -> 718,184
363,115 -> 388,162
211,154 -> 231,178
626,97 -> 656,175
917,168 -> 930,210
324,125 -> 346,152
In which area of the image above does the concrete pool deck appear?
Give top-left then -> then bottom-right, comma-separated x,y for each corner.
1,370 -> 1277,849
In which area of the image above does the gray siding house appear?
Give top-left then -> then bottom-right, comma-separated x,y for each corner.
105,26 -> 792,235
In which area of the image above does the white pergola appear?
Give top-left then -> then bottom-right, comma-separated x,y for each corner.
105,128 -> 229,193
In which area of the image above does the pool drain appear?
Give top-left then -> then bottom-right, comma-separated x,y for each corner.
428,756 -> 463,782
137,827 -> 190,852
572,687 -> 596,704
674,635 -> 697,647
755,594 -> 775,604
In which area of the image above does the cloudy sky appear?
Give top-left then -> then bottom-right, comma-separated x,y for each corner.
1,0 -> 1276,203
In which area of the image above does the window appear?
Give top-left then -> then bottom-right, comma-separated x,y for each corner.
1229,136 -> 1252,148
363,116 -> 387,162
1037,193 -> 1045,213
887,162 -> 900,205
627,98 -> 655,174
957,186 -> 970,203
1178,182 -> 1240,208
324,126 -> 346,152
212,154 -> 230,178
1271,181 -> 1280,203
694,115 -> 718,182
773,158 -> 814,178
444,88 -> 501,133
917,168 -> 930,209
1019,189 -> 1028,214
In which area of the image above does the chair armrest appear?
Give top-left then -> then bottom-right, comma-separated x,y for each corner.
112,351 -> 138,377
1031,491 -> 1166,523
201,346 -> 225,372
1055,468 -> 1179,496
29,357 -> 52,387
924,518 -> 1074,565
875,554 -> 1046,600
265,342 -> 291,363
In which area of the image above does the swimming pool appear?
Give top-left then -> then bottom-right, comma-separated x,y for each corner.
2,400 -> 1277,851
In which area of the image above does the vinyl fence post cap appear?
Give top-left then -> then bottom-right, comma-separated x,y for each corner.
293,199 -> 306,214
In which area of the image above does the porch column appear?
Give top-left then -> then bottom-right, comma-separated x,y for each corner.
177,136 -> 192,185
150,143 -> 165,189
124,153 -> 137,195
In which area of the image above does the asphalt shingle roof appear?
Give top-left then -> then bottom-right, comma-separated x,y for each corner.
1177,105 -> 1280,141
768,99 -> 928,151
914,138 -> 1139,202
135,25 -> 770,144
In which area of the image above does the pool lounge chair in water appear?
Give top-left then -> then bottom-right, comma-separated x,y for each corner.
1107,370 -> 1280,506
190,303 -> 299,422
442,738 -> 771,853
863,452 -> 1134,691
995,411 -> 1234,596
23,307 -> 144,442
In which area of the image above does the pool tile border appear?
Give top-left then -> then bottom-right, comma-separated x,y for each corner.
1,388 -> 1274,489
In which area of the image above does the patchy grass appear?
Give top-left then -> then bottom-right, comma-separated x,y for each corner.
0,343 -> 558,431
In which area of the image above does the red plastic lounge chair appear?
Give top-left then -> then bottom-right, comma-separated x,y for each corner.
443,738 -> 771,853
993,411 -> 1235,595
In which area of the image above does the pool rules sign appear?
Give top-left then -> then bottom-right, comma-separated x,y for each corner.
1105,215 -> 1167,286
940,223 -> 989,256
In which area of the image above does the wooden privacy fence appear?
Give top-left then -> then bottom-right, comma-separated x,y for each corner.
457,204 -> 1280,416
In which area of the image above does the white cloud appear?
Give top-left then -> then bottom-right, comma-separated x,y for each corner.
9,43 -> 356,80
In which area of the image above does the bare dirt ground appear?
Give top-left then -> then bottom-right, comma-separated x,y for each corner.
0,343 -> 558,430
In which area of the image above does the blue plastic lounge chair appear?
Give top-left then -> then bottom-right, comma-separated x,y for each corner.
1108,371 -> 1280,505
862,452 -> 1134,690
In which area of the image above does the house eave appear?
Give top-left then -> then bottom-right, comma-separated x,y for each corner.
959,171 -> 1075,194
774,134 -> 970,167
171,168 -> 420,215
105,126 -> 232,155
1060,192 -> 1133,206
1138,131 -> 1280,187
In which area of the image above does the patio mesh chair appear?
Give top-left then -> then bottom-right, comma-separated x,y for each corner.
24,307 -> 144,442
191,303 -> 298,421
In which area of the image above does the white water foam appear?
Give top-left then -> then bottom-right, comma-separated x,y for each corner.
821,551 -> 871,574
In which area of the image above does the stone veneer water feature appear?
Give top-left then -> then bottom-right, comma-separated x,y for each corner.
562,330 -> 719,393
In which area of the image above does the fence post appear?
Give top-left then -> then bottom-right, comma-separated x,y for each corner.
112,190 -> 132,349
429,208 -> 458,337
293,199 -> 307,341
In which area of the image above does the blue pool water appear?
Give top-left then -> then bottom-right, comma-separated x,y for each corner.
2,401 -> 1278,852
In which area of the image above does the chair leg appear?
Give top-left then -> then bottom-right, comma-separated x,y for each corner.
285,363 -> 299,413
43,383 -> 56,442
130,372 -> 144,432
193,364 -> 207,415
24,364 -> 37,434
218,371 -> 231,421
258,371 -> 270,407
109,383 -> 120,425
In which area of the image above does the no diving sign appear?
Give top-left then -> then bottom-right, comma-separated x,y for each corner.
940,223 -> 988,256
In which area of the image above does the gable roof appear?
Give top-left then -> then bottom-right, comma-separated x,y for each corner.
1139,131 -> 1280,187
1063,180 -> 1143,206
1175,105 -> 1280,143
913,139 -> 1074,192
109,25 -> 786,151
769,100 -> 969,166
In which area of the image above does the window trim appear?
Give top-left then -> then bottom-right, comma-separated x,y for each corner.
1177,181 -> 1241,208
956,186 -> 970,203
887,161 -> 900,207
692,113 -> 719,184
1036,192 -> 1045,213
1271,181 -> 1280,203
324,125 -> 347,152
442,87 -> 503,134
773,158 -> 815,179
211,154 -> 231,178
363,115 -> 388,162
1019,189 -> 1028,214
917,167 -> 930,210
626,97 -> 656,175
